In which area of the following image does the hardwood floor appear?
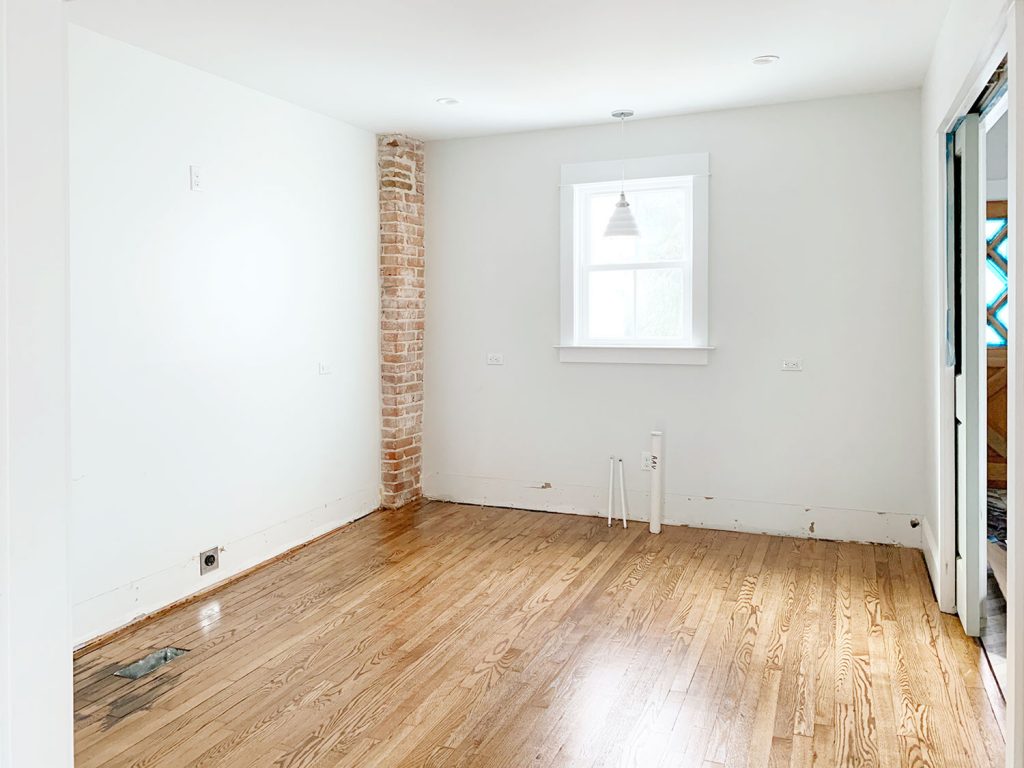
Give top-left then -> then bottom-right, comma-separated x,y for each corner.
74,501 -> 1005,767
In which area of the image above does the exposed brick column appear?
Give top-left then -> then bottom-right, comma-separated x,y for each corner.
378,134 -> 424,509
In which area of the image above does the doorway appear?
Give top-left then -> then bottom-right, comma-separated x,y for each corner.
982,95 -> 1009,694
946,58 -> 1010,698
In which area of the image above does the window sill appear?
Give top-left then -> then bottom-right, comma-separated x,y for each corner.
555,345 -> 713,365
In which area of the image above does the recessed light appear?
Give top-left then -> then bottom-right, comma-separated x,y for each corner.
752,55 -> 780,66
435,97 -> 460,106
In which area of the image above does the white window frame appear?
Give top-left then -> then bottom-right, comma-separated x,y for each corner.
558,153 -> 711,365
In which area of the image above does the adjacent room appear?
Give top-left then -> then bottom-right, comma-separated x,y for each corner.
982,79 -> 1011,694
2,1 -> 1023,766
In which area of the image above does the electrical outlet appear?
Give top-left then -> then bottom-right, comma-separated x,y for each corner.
199,547 -> 219,575
189,164 -> 203,192
317,362 -> 332,376
486,353 -> 504,365
781,359 -> 803,372
640,451 -> 658,471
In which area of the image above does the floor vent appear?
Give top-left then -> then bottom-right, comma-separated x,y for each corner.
114,647 -> 188,680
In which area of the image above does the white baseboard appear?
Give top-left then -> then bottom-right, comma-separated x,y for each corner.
921,514 -> 954,612
922,514 -> 939,592
72,487 -> 379,647
424,473 -> 923,549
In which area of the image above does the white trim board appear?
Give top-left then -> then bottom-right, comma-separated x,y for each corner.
424,473 -> 923,548
1007,4 -> 1023,762
922,516 -> 953,611
554,345 -> 712,365
0,2 -> 74,766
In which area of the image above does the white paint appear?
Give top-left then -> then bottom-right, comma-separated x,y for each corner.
988,110 -> 1009,200
617,459 -> 628,529
919,0 -> 1010,617
0,1 -> 75,765
555,344 -> 712,366
952,114 -> 986,637
649,431 -> 663,534
65,1 -> 951,140
68,28 -> 381,645
1008,6 -> 1024,763
423,91 -> 926,547
606,456 -> 616,528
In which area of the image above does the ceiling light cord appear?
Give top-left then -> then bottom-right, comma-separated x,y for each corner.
619,113 -> 626,194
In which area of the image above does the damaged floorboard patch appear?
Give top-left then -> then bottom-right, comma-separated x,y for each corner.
114,647 -> 188,680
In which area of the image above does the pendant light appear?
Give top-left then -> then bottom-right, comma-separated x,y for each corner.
604,109 -> 640,238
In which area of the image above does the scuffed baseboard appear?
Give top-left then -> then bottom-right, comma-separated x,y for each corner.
424,472 -> 923,548
73,487 -> 379,649
921,515 -> 954,612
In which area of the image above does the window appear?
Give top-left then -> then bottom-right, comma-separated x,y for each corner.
985,202 -> 1009,347
559,154 -> 710,364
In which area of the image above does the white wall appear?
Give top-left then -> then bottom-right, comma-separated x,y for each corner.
0,1 -> 74,766
919,0 -> 1010,612
423,91 -> 926,547
68,27 -> 380,645
989,112 -> 1009,200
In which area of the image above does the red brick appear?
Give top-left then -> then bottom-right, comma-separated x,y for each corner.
378,133 -> 425,509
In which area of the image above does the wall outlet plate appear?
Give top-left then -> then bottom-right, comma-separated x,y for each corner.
781,359 -> 803,372
640,451 -> 658,471
199,547 -> 219,575
486,353 -> 504,365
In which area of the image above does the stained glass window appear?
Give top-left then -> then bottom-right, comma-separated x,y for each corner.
986,218 -> 1007,241
986,206 -> 1009,347
986,261 -> 1007,307
996,303 -> 1009,329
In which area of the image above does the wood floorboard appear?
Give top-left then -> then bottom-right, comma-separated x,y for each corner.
74,502 -> 1005,767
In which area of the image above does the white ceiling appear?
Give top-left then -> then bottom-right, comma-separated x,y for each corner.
67,0 -> 952,140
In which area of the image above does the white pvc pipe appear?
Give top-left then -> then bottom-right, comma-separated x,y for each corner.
650,430 -> 663,534
607,456 -> 615,527
617,458 -> 628,528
